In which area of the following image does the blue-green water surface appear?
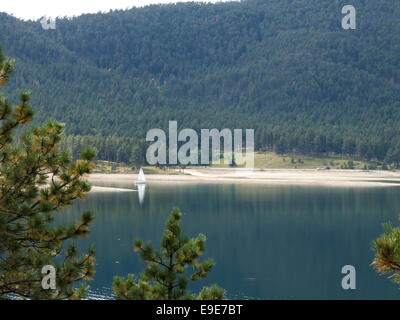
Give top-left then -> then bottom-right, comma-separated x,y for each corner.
59,182 -> 400,299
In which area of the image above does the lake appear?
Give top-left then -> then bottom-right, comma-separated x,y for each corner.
58,181 -> 400,299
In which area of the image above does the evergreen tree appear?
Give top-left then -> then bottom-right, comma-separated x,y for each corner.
0,47 -> 13,86
372,216 -> 400,288
0,47 -> 96,299
113,208 -> 225,300
129,140 -> 148,169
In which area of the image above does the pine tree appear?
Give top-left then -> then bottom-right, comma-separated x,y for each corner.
113,208 -> 225,300
0,47 -> 96,299
0,47 -> 14,86
129,140 -> 147,169
372,216 -> 400,288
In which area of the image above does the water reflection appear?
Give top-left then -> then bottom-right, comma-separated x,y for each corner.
137,184 -> 146,205
57,183 -> 400,299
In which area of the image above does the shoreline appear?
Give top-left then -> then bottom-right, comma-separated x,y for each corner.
90,186 -> 135,192
87,169 -> 400,188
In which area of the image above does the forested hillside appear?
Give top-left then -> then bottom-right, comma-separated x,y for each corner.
1,0 -> 400,165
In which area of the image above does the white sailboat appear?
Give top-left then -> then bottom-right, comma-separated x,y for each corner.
135,168 -> 146,185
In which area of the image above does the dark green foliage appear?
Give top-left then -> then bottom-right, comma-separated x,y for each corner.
347,160 -> 354,169
1,1 -> 400,163
0,49 -> 96,299
113,208 -> 225,300
0,46 -> 14,85
372,216 -> 400,287
129,140 -> 148,168
59,134 -> 140,163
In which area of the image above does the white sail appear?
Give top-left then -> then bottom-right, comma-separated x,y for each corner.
137,168 -> 146,182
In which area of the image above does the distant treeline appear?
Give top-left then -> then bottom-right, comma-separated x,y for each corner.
60,135 -> 146,166
63,129 -> 400,167
256,127 -> 400,164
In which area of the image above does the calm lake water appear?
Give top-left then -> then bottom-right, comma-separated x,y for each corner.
58,181 -> 400,300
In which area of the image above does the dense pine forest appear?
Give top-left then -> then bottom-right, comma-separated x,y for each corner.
1,0 -> 400,165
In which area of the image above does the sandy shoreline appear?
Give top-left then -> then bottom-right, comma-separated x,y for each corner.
87,169 -> 400,188
90,186 -> 135,192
